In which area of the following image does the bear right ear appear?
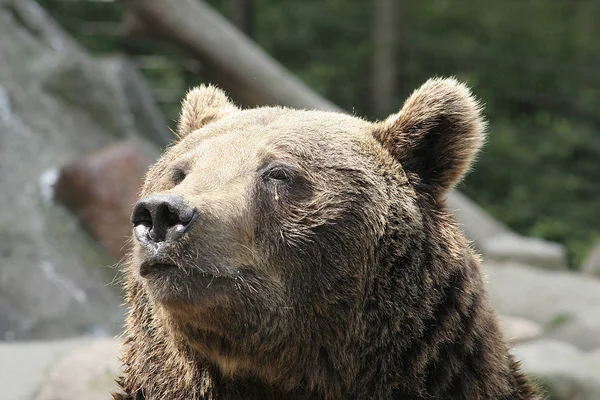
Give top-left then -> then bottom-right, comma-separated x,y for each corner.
372,77 -> 486,199
176,85 -> 238,139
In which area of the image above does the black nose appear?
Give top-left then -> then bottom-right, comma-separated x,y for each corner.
131,194 -> 196,244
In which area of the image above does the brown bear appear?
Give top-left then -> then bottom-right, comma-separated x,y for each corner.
113,78 -> 540,399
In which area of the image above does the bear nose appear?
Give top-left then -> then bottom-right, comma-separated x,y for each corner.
131,194 -> 196,244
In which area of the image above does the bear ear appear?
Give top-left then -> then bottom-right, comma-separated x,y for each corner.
373,77 -> 486,198
176,85 -> 238,139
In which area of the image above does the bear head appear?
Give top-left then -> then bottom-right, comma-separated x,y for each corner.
121,78 -> 513,399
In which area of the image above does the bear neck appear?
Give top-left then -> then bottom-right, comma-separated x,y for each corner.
353,193 -> 539,399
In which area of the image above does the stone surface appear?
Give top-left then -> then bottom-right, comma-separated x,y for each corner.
589,348 -> 600,367
447,191 -> 567,270
54,142 -> 157,260
513,339 -> 600,400
45,54 -> 173,147
498,315 -> 543,344
100,56 -> 173,147
44,52 -> 133,139
36,338 -> 121,400
446,190 -> 511,243
0,338 -> 92,400
0,0 -> 166,340
486,261 -> 600,350
482,233 -> 567,270
581,241 -> 600,278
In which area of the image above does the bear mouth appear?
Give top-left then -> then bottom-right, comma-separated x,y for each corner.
139,260 -> 179,277
138,256 -> 235,303
138,257 -> 232,286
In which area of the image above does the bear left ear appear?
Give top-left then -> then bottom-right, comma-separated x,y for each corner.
373,77 -> 486,198
176,85 -> 238,139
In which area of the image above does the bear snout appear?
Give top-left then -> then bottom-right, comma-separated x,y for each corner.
131,193 -> 197,245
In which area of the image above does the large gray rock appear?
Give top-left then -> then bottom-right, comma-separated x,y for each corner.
100,56 -> 173,147
447,191 -> 510,243
582,241 -> 600,278
54,141 -> 158,260
44,54 -> 173,147
0,338 -> 92,400
482,233 -> 567,270
0,338 -> 120,400
498,315 -> 543,344
447,192 -> 567,270
513,339 -> 600,400
486,261 -> 600,350
0,0 -> 161,340
36,338 -> 121,400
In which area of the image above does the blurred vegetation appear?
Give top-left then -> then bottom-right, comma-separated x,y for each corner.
38,0 -> 600,267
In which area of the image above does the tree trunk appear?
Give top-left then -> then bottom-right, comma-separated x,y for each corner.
233,0 -> 254,38
371,0 -> 399,117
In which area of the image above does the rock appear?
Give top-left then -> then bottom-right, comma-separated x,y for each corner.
589,348 -> 600,367
582,241 -> 600,278
498,315 -> 543,344
44,54 -> 173,147
0,338 -> 120,400
486,261 -> 600,350
3,0 -> 80,52
100,56 -> 173,147
0,0 -> 166,340
44,52 -> 134,139
481,233 -> 567,270
54,141 -> 157,260
447,191 -> 511,243
36,338 -> 121,400
0,338 -> 92,400
513,339 -> 600,400
447,192 -> 567,270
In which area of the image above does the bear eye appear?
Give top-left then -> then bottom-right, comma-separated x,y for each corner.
262,164 -> 294,183
171,168 -> 187,185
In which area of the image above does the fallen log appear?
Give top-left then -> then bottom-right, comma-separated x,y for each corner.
122,0 -> 338,111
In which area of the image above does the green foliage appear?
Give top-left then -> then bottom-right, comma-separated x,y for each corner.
548,313 -> 573,330
250,0 -> 371,112
38,0 -> 600,267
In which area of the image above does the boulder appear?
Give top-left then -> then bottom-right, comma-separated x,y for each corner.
498,315 -> 543,344
447,190 -> 510,243
481,233 -> 567,270
0,0 -> 162,340
513,339 -> 600,400
36,339 -> 121,400
591,347 -> 600,361
45,54 -> 173,147
100,56 -> 173,147
44,53 -> 134,140
447,192 -> 567,270
0,338 -> 121,400
0,338 -> 92,400
581,241 -> 600,278
486,261 -> 600,350
54,141 -> 157,260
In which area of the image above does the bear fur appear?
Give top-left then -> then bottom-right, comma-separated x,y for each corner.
113,78 -> 540,399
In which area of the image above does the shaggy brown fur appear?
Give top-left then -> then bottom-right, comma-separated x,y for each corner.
113,78 -> 540,399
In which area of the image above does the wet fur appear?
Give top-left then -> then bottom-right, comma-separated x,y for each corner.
113,79 -> 540,399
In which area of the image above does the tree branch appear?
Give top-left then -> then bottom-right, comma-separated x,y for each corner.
121,0 -> 339,111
